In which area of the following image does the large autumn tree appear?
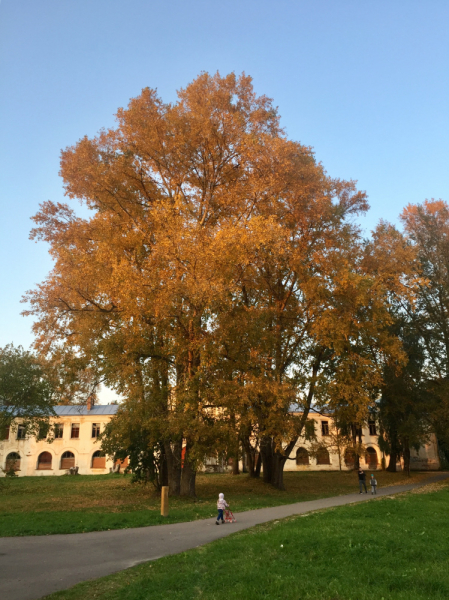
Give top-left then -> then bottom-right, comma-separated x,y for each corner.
399,199 -> 449,458
25,72 -> 412,493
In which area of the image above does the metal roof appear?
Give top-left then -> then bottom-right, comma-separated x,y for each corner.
53,405 -> 119,416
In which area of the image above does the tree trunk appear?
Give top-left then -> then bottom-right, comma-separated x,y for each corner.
386,451 -> 397,472
260,437 -> 273,484
229,412 -> 240,475
271,453 -> 287,490
403,442 -> 411,477
159,443 -> 169,487
243,438 -> 254,476
181,461 -> 196,497
246,448 -> 255,477
241,448 -> 248,473
180,444 -> 196,497
255,453 -> 262,478
164,440 -> 182,496
242,437 -> 261,478
232,448 -> 240,475
261,437 -> 297,490
351,425 -> 361,470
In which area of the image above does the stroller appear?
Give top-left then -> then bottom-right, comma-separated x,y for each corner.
224,508 -> 236,523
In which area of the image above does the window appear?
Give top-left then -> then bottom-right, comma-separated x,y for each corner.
54,423 -> 63,439
344,448 -> 355,467
92,423 -> 100,438
2,427 -> 9,440
92,451 -> 106,469
321,421 -> 329,436
17,425 -> 26,440
38,423 -> 49,440
5,452 -> 21,472
296,448 -> 309,465
37,451 -> 52,470
365,447 -> 378,468
60,451 -> 75,470
316,448 -> 330,465
368,421 -> 377,436
71,423 -> 80,439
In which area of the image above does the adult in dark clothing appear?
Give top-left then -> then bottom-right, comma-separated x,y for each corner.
358,468 -> 367,493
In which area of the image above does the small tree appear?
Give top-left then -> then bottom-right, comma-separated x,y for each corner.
99,394 -> 169,491
0,344 -> 56,438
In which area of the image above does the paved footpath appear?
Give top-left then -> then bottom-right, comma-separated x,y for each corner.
1,472 -> 448,600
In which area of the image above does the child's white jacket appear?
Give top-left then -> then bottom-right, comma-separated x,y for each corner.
217,493 -> 229,510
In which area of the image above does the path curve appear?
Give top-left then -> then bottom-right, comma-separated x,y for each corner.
1,472 -> 448,600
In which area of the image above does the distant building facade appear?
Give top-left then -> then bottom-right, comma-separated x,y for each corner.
286,414 -> 440,472
0,405 -> 440,477
223,413 -> 439,474
0,405 -> 119,477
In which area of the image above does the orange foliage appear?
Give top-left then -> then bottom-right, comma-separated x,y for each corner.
23,73 -> 416,489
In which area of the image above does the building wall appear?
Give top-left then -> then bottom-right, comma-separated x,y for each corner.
1,410 -> 441,477
284,414 -> 440,472
409,436 -> 440,471
0,414 -> 114,477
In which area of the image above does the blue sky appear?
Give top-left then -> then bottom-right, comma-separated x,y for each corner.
1,0 -> 448,354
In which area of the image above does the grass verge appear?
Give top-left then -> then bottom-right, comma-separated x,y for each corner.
0,470 -> 432,536
44,480 -> 449,600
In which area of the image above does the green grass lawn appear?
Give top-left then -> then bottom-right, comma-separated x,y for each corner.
0,469 -> 431,537
44,481 -> 449,600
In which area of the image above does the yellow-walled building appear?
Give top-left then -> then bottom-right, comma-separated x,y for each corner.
0,405 -> 118,476
0,405 -> 440,476
286,414 -> 440,472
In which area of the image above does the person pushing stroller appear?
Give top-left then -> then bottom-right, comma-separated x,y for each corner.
216,492 -> 229,525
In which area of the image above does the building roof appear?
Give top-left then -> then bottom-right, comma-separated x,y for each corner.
53,405 -> 119,416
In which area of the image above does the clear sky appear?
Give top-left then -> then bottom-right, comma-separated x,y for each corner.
1,0 -> 448,354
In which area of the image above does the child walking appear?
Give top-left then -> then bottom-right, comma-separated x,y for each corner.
216,492 -> 228,525
370,474 -> 377,495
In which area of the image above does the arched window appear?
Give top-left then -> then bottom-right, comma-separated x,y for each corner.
316,448 -> 330,465
365,447 -> 378,469
92,451 -> 106,469
5,452 -> 20,472
60,451 -> 75,470
344,448 -> 355,467
296,447 -> 309,465
37,451 -> 52,470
